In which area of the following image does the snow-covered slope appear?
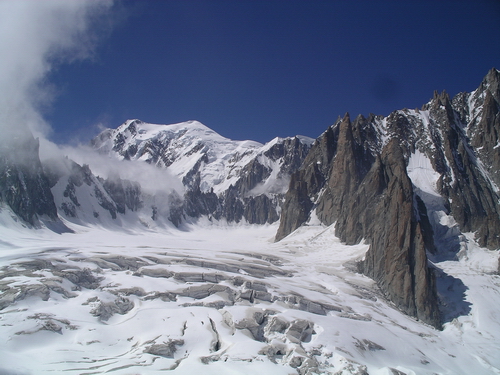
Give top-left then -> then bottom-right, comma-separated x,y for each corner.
0,223 -> 499,374
43,156 -> 182,230
92,119 -> 313,195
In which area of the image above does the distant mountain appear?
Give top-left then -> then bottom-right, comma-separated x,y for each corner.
1,68 -> 499,331
90,119 -> 313,226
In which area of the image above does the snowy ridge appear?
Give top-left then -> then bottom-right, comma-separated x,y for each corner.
93,120 -> 268,194
86,119 -> 314,227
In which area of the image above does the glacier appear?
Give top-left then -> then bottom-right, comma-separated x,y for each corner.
0,218 -> 499,374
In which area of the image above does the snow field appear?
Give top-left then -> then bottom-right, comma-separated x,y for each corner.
0,221 -> 499,374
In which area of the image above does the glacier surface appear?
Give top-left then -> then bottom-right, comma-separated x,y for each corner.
0,215 -> 499,375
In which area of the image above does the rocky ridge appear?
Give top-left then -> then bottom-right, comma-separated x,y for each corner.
0,128 -> 58,227
276,68 -> 500,328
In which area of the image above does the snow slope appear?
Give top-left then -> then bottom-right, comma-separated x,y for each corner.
91,119 -> 313,195
1,220 -> 499,375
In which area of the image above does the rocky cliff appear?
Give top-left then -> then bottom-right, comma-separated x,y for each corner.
276,114 -> 441,328
276,68 -> 500,328
0,129 -> 58,226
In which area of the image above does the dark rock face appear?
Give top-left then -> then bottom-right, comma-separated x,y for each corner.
314,114 -> 376,242
276,174 -> 314,240
412,89 -> 500,249
56,162 -> 94,217
0,132 -> 58,225
277,116 -> 441,328
359,140 -> 440,328
276,69 -> 500,328
102,177 -> 142,214
275,125 -> 338,240
183,186 -> 280,225
462,68 -> 500,187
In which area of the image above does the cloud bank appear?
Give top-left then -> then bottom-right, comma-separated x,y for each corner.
59,144 -> 185,196
0,0 -> 184,203
0,0 -> 113,143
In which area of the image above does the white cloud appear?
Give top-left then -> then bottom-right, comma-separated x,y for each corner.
0,0 -> 184,199
56,143 -> 185,196
0,0 -> 113,141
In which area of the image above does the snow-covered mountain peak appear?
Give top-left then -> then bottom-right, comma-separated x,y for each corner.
97,118 -> 262,151
483,67 -> 500,87
91,120 -> 313,189
87,120 -> 314,225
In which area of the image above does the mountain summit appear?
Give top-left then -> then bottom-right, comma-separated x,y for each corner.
89,119 -> 314,226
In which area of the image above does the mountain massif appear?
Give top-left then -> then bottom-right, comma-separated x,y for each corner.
1,68 -> 500,331
277,68 -> 500,328
90,119 -> 313,226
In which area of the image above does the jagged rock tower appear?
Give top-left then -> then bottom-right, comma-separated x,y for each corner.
276,68 -> 500,329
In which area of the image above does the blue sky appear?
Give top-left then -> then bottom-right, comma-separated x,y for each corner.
7,0 -> 500,144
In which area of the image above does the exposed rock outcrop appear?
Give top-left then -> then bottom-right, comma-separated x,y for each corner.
102,176 -> 142,214
359,140 -> 440,327
276,69 -> 500,328
421,88 -> 500,249
277,115 -> 441,328
461,68 -> 500,187
275,124 -> 338,240
0,130 -> 58,225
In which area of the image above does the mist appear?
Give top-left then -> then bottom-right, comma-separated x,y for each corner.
58,144 -> 185,196
0,0 -> 113,145
0,0 -> 189,218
